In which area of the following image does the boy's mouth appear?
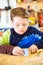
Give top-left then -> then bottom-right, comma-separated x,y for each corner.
19,30 -> 24,33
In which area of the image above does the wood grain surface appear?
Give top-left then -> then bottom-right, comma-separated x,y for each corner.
0,49 -> 43,65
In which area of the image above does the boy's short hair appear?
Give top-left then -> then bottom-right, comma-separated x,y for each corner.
10,7 -> 29,21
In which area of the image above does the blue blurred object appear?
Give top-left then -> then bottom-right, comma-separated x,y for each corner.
24,49 -> 29,56
17,34 -> 41,48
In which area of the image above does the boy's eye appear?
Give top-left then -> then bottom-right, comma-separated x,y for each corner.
22,24 -> 26,26
16,24 -> 26,27
16,24 -> 19,26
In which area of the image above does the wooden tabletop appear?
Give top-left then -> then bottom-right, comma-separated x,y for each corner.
0,49 -> 43,65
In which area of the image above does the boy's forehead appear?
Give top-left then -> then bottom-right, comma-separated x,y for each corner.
13,16 -> 27,22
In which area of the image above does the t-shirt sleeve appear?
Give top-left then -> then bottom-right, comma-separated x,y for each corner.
0,45 -> 14,55
0,29 -> 11,45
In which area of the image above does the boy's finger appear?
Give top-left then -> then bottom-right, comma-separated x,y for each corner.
31,47 -> 38,54
16,49 -> 24,55
31,48 -> 37,54
17,47 -> 24,52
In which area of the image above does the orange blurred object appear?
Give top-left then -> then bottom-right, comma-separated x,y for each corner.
38,11 -> 43,27
39,15 -> 43,27
0,31 -> 3,36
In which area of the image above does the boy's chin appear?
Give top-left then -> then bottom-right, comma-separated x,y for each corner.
17,32 -> 25,35
18,33 -> 24,35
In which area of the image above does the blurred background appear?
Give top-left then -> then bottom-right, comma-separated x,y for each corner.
0,0 -> 43,36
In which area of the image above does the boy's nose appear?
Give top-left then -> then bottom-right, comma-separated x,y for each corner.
19,25 -> 24,30
19,25 -> 23,28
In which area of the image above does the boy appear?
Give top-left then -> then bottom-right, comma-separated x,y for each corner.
0,7 -> 43,56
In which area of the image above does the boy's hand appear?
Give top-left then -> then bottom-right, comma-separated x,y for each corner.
29,45 -> 38,54
12,46 -> 24,56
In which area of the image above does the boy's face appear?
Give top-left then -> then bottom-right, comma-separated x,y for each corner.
12,16 -> 28,35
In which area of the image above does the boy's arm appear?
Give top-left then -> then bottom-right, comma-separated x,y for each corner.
0,29 -> 15,55
31,27 -> 43,49
34,39 -> 43,49
28,27 -> 43,53
0,45 -> 14,55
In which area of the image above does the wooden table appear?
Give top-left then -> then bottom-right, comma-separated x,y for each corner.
0,49 -> 43,65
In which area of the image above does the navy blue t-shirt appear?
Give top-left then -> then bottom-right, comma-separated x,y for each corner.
10,26 -> 43,49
